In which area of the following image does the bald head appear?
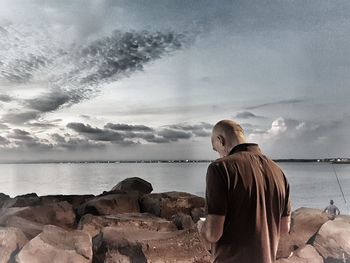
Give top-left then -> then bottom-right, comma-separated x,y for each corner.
211,120 -> 246,158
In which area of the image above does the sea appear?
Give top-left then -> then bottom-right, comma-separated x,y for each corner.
0,162 -> 349,214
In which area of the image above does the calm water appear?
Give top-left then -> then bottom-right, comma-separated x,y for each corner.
0,162 -> 349,213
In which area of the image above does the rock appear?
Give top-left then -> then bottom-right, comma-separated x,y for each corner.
277,207 -> 329,258
5,216 -> 44,240
16,225 -> 92,263
78,213 -> 177,237
93,232 -> 147,263
171,212 -> 194,230
0,201 -> 75,229
2,193 -> 41,208
140,192 -> 205,220
0,227 -> 28,263
190,207 -> 206,223
0,193 -> 10,208
313,215 -> 350,261
76,192 -> 140,219
277,245 -> 323,263
40,194 -> 94,209
111,177 -> 153,195
94,225 -> 210,263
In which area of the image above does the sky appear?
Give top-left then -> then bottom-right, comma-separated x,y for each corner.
0,0 -> 349,161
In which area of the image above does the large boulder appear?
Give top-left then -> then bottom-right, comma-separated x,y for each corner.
277,207 -> 329,258
140,192 -> 205,220
0,201 -> 75,229
277,245 -> 323,263
5,216 -> 44,240
111,177 -> 153,195
16,225 -> 92,263
76,192 -> 140,219
93,225 -> 210,263
0,227 -> 28,263
313,215 -> 350,261
78,213 -> 177,237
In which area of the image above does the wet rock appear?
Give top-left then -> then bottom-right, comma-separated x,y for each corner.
78,213 -> 177,237
0,201 -> 75,229
76,192 -> 140,219
277,245 -> 323,263
0,227 -> 28,263
171,212 -> 194,230
313,215 -> 350,261
5,216 -> 44,240
16,225 -> 92,263
140,191 -> 205,220
111,177 -> 153,195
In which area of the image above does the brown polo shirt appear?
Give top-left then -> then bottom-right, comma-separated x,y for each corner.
205,143 -> 291,263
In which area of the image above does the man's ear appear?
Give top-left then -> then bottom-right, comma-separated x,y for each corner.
217,135 -> 225,146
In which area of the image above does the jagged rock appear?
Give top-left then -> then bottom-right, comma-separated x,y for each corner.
140,192 -> 205,220
277,245 -> 323,263
94,225 -> 210,263
2,193 -> 41,208
313,215 -> 350,261
76,192 -> 140,219
16,225 -> 92,263
40,194 -> 94,209
78,213 -> 177,237
277,207 -> 329,258
0,227 -> 28,263
111,177 -> 153,195
0,201 -> 75,229
5,216 -> 44,240
171,212 -> 194,230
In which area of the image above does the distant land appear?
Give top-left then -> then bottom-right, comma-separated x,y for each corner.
0,158 -> 349,164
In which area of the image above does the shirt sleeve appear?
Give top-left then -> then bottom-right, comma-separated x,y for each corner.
205,163 -> 228,215
282,175 -> 291,217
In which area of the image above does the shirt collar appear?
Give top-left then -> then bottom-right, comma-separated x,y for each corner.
229,143 -> 261,155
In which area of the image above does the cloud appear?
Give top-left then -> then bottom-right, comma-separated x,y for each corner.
246,99 -> 304,110
24,88 -> 76,112
157,128 -> 192,141
166,122 -> 213,137
51,133 -> 106,151
104,123 -> 154,132
1,111 -> 41,124
0,94 -> 12,102
234,111 -> 266,119
67,122 -> 125,143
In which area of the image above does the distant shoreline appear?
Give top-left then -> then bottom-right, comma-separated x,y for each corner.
0,158 -> 349,164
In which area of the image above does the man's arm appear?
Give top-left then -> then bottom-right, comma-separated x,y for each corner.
280,215 -> 291,235
337,207 -> 340,215
199,214 -> 225,243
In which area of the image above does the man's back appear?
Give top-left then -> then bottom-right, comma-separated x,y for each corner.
206,143 -> 291,263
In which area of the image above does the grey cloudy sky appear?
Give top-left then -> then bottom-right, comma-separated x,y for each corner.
0,0 -> 349,161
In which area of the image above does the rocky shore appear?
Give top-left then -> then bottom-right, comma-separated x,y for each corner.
0,177 -> 349,262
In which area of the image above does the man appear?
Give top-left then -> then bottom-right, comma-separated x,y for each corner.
198,120 -> 291,263
323,200 -> 340,220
